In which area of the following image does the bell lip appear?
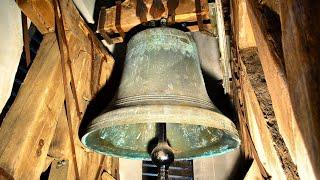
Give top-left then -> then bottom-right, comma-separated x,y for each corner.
81,104 -> 241,160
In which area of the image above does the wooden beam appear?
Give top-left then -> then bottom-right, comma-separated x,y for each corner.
16,0 -> 55,34
243,160 -> 263,180
241,63 -> 286,179
234,0 -> 256,49
103,156 -> 119,180
0,33 -> 63,179
47,0 -> 116,179
48,107 -> 71,159
244,0 -> 297,169
100,0 -> 209,32
244,0 -> 320,179
279,0 -> 320,179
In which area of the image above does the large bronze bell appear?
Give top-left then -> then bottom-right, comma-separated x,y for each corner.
81,28 -> 240,160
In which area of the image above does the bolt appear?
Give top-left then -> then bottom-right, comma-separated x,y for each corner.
149,20 -> 156,27
39,139 -> 44,146
160,18 -> 167,26
57,160 -> 66,168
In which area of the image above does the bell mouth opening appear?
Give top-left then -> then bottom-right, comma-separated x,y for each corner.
81,105 -> 240,160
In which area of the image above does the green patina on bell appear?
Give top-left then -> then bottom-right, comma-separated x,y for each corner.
81,27 -> 240,160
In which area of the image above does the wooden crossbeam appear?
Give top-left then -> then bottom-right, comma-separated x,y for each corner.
97,0 -> 212,44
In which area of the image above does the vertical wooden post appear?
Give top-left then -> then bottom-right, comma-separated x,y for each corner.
279,0 -> 320,179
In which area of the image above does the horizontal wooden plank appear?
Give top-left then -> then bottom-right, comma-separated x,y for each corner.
101,0 -> 209,32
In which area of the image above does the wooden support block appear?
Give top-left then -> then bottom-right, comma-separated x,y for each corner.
0,33 -> 63,179
98,0 -> 212,43
279,0 -> 320,179
43,156 -> 55,173
16,0 -> 55,34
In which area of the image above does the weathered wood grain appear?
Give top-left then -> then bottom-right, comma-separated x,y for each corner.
279,0 -> 320,179
235,0 -> 256,49
241,62 -> 286,179
242,0 -> 319,178
16,0 -> 55,34
0,33 -> 63,179
245,0 -> 297,167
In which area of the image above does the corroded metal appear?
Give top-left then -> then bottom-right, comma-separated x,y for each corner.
81,28 -> 240,160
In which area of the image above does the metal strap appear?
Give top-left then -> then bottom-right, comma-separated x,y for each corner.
21,12 -> 31,67
56,1 -> 82,119
167,0 -> 179,24
195,0 -> 204,31
53,0 -> 80,179
89,35 -> 96,96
